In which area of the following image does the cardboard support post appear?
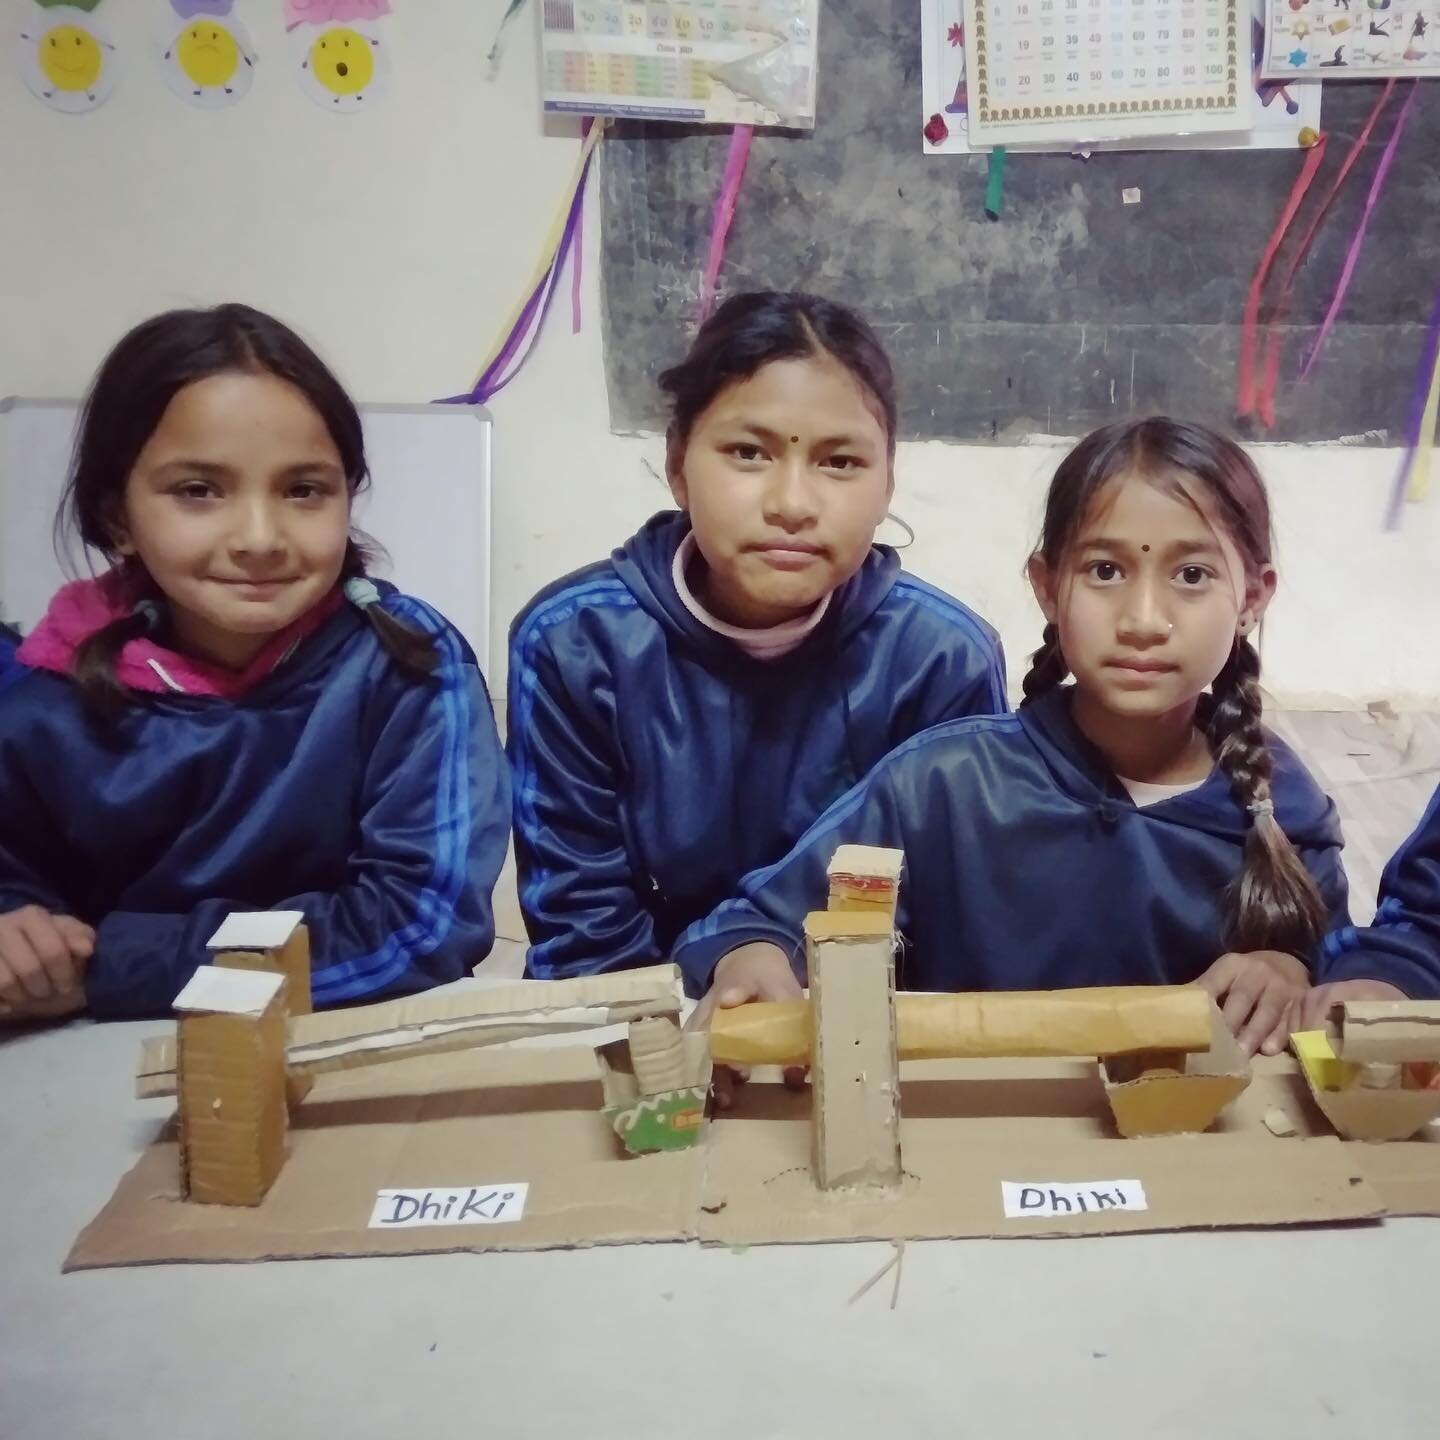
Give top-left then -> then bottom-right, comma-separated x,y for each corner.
807,911 -> 902,1192
175,968 -> 289,1207
629,1015 -> 689,1097
207,911 -> 312,1014
206,913 -> 313,1108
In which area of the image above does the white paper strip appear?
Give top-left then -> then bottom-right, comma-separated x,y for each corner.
368,1184 -> 529,1230
1001,1179 -> 1148,1219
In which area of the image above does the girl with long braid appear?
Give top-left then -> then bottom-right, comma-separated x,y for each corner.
679,418 -> 1391,1071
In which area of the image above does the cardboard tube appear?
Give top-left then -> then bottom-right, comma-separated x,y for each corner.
709,986 -> 1213,1066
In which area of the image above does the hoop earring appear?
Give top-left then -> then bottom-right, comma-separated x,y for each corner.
880,511 -> 915,551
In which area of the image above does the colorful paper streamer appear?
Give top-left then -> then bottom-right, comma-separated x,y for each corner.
1299,81 -> 1420,383
1383,285 -> 1440,531
1252,82 -> 1397,428
488,0 -> 531,66
984,147 -> 1007,221
440,119 -> 604,406
1235,135 -> 1328,424
283,0 -> 391,29
699,126 -> 754,323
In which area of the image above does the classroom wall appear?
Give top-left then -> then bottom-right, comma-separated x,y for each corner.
1,1 -> 1436,709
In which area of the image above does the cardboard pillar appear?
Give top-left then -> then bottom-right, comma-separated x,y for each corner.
206,913 -> 313,1109
628,1015 -> 688,1096
806,911 -> 902,1192
207,913 -> 312,1015
175,968 -> 289,1207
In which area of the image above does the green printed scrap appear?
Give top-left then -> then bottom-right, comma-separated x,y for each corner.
607,1087 -> 707,1153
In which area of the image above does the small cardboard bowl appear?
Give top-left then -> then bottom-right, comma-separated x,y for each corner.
1101,1001 -> 1250,1138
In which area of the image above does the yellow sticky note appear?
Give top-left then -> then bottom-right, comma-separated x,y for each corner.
1292,1030 -> 1358,1092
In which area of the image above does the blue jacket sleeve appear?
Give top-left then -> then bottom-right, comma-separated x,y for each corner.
0,746 -> 73,917
672,762 -> 913,996
0,626 -> 23,700
84,639 -> 511,1020
508,626 -> 660,979
1317,786 -> 1440,997
889,580 -> 1009,729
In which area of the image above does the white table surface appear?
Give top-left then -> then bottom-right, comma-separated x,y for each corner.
5,1002 -> 1440,1440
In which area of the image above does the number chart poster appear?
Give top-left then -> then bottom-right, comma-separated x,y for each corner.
960,0 -> 1250,146
922,0 -> 1319,153
1263,1 -> 1440,79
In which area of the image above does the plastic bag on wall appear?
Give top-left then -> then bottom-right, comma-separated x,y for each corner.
712,1 -> 817,128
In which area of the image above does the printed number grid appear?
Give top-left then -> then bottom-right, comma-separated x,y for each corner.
971,0 -> 1242,127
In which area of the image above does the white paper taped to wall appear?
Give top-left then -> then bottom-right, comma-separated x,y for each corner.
1001,1180 -> 1148,1220
368,1184 -> 529,1229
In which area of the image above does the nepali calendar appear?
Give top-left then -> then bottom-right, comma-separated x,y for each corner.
539,0 -> 819,128
963,0 -> 1250,146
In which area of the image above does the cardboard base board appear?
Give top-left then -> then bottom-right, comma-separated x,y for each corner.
66,1050 -> 1440,1271
68,1047 -> 702,1269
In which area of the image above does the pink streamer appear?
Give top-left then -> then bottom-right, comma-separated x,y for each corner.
1235,135 -> 1327,423
284,0 -> 391,30
1254,81 -> 1396,428
699,126 -> 754,323
1299,82 -> 1419,383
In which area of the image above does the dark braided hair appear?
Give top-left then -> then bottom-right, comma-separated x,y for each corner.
1022,621 -> 1069,700
1023,417 -> 1327,959
59,304 -> 436,722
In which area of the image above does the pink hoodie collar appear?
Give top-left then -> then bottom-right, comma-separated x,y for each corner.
17,572 -> 347,699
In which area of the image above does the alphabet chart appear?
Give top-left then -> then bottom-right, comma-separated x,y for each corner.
963,0 -> 1250,146
1262,2 -> 1440,79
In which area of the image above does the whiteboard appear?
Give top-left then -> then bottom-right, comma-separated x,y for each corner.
0,399 -> 492,673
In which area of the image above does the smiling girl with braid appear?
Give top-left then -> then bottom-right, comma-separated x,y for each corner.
681,417 -> 1365,1069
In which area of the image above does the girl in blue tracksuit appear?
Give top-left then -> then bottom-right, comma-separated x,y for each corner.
509,291 -> 1006,981
679,418 -> 1396,1061
1304,785 -> 1440,1026
0,304 -> 509,1022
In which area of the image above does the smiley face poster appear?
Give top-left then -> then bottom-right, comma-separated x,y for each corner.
17,0 -> 119,114
287,0 -> 391,110
161,1 -> 257,109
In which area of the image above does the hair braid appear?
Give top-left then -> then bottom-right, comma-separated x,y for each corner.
1206,638 -> 1327,957
1021,622 -> 1070,700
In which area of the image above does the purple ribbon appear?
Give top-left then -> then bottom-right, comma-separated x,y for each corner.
1300,82 -> 1419,383
1383,284 -> 1440,532
438,140 -> 594,406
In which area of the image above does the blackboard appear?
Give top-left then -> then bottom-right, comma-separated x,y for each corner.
599,0 -> 1440,444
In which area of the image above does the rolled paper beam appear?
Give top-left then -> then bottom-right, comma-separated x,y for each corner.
709,985 -> 1213,1067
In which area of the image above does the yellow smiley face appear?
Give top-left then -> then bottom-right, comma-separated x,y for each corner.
38,24 -> 103,94
308,27 -> 375,96
176,23 -> 240,89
